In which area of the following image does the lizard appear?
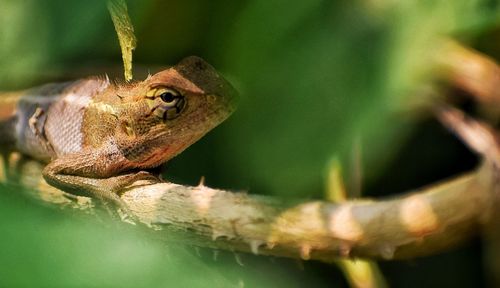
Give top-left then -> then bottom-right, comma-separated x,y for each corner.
0,56 -> 238,216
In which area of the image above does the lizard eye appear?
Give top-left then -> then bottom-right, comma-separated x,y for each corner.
147,87 -> 186,120
159,88 -> 181,105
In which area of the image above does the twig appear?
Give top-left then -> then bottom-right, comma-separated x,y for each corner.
435,39 -> 500,104
435,104 -> 500,287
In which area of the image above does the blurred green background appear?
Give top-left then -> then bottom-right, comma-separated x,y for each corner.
0,0 -> 499,287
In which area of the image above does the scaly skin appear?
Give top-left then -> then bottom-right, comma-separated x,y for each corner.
0,56 -> 238,215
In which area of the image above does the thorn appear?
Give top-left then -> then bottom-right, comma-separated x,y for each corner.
266,241 -> 276,250
211,229 -> 225,241
379,244 -> 395,260
300,244 -> 311,260
213,250 -> 219,261
249,240 -> 263,255
234,253 -> 244,266
339,243 -> 351,257
198,176 -> 206,187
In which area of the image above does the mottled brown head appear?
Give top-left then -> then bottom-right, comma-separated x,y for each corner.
106,56 -> 238,167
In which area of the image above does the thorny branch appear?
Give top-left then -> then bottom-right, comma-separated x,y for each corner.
1,149 -> 496,262
1,40 -> 499,263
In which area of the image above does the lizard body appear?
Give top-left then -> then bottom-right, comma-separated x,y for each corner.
0,56 -> 237,213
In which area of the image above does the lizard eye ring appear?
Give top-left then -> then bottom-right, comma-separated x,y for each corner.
146,86 -> 186,120
146,86 -> 186,121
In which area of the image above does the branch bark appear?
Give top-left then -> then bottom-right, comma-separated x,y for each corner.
7,155 -> 495,262
124,168 -> 494,261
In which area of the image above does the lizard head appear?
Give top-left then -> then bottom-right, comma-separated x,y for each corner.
115,56 -> 238,167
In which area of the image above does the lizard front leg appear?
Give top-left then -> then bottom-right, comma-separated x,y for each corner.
42,148 -> 159,217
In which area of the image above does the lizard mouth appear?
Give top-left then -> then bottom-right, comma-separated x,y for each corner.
138,101 -> 235,168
